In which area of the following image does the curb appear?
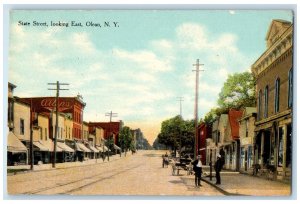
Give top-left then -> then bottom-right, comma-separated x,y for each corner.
7,154 -> 132,176
201,177 -> 230,195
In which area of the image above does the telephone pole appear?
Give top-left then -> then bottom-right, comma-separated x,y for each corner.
177,97 -> 184,118
48,81 -> 69,168
177,97 -> 184,159
105,111 -> 118,161
192,59 -> 204,159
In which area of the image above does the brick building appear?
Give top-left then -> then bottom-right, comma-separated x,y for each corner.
197,122 -> 212,165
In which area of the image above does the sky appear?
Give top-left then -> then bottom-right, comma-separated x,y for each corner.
8,10 -> 293,145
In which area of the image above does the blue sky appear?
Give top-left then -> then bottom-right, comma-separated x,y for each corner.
8,10 -> 293,144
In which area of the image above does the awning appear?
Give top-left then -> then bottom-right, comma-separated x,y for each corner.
33,141 -> 49,151
57,142 -> 75,152
96,146 -> 104,152
7,131 -> 28,153
40,140 -> 63,152
76,142 -> 91,152
89,145 -> 99,153
254,123 -> 273,132
114,144 -> 121,150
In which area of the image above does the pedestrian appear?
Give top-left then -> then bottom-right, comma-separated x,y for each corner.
162,154 -> 165,168
192,155 -> 203,188
214,154 -> 223,185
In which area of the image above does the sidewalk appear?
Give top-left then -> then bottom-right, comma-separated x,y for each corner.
7,153 -> 130,175
201,171 -> 291,196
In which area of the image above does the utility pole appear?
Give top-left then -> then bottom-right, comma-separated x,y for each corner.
105,111 -> 118,161
192,59 -> 204,159
177,97 -> 184,117
30,99 -> 34,170
177,97 -> 184,160
48,81 -> 69,168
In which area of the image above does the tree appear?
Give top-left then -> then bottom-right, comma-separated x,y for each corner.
158,115 -> 195,157
217,71 -> 256,110
119,126 -> 133,156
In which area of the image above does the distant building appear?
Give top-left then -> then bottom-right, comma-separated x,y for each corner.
224,110 -> 243,171
238,107 -> 257,174
251,19 -> 293,181
197,122 -> 212,165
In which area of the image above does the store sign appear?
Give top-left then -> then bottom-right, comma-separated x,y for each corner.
35,98 -> 74,112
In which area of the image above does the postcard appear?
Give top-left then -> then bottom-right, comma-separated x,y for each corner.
6,9 -> 294,197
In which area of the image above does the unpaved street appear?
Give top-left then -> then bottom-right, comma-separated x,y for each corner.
7,150 -> 223,196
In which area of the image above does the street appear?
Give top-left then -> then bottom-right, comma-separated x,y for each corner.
7,150 -> 223,196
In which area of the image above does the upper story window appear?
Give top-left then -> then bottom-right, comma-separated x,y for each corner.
245,119 -> 249,138
264,86 -> 269,118
40,128 -> 43,140
288,68 -> 293,108
20,118 -> 24,135
275,78 -> 280,113
258,90 -> 262,120
45,128 -> 48,140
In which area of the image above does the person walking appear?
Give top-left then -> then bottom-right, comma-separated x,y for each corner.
214,154 -> 223,185
192,155 -> 203,188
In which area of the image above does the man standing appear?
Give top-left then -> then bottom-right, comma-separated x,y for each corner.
192,155 -> 203,188
214,154 -> 222,185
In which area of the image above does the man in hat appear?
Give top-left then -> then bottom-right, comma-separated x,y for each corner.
214,154 -> 223,185
192,155 -> 203,187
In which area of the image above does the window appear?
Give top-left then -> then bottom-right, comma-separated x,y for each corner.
40,128 -> 43,140
288,68 -> 293,108
275,78 -> 280,113
20,119 -> 24,135
45,128 -> 48,140
61,127 -> 63,139
264,86 -> 269,118
245,119 -> 249,138
258,90 -> 262,120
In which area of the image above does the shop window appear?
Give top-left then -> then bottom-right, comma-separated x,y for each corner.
275,78 -> 280,113
286,124 -> 292,168
288,68 -> 293,108
278,127 -> 283,167
20,118 -> 24,135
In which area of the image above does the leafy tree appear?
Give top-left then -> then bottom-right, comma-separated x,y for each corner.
119,126 -> 133,155
158,115 -> 195,156
217,71 -> 256,110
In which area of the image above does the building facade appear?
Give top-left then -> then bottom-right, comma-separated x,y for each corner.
197,122 -> 212,165
251,19 -> 293,181
239,107 -> 257,174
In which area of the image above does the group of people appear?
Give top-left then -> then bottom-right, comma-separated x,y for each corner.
191,153 -> 224,188
162,151 -> 224,188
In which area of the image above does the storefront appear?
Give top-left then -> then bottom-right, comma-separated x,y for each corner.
7,131 -> 28,166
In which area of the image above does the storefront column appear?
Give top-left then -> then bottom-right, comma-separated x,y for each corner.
282,125 -> 287,174
261,132 -> 265,166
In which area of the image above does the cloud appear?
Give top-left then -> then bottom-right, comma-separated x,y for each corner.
9,18 -> 252,144
112,48 -> 173,72
229,10 -> 236,15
